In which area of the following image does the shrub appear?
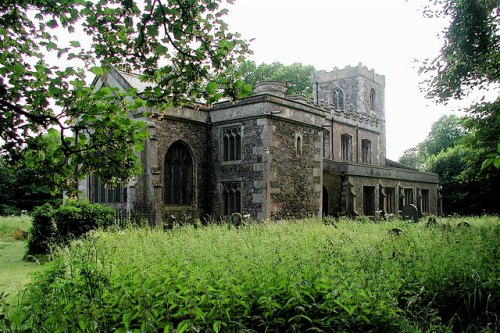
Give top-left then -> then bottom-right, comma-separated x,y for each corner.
53,201 -> 115,240
27,201 -> 115,254
27,203 -> 57,255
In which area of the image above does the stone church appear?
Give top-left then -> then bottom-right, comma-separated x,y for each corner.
78,63 -> 441,224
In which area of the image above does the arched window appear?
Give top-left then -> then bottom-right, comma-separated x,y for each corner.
370,88 -> 376,111
296,135 -> 302,156
222,182 -> 241,216
341,134 -> 352,161
164,141 -> 193,205
332,88 -> 344,110
222,127 -> 242,162
361,139 -> 371,164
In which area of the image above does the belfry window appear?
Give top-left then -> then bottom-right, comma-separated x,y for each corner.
164,141 -> 193,205
222,127 -> 242,162
361,139 -> 372,164
370,88 -> 376,111
332,88 -> 344,110
341,134 -> 352,161
222,182 -> 241,216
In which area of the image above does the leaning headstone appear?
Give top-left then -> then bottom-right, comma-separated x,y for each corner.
401,204 -> 419,222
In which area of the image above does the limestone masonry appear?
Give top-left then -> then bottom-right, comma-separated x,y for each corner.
78,64 -> 441,224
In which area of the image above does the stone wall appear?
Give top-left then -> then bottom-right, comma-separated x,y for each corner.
154,115 -> 210,218
210,118 -> 267,219
268,119 -> 323,219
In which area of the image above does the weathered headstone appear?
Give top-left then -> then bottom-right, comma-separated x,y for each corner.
401,204 -> 419,222
231,213 -> 243,227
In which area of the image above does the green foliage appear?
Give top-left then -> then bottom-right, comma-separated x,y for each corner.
399,113 -> 500,214
53,201 -> 115,241
0,144 -> 61,216
27,202 -> 115,255
235,61 -> 316,98
0,0 -> 250,193
27,204 -> 57,255
6,217 -> 499,332
420,0 -> 499,170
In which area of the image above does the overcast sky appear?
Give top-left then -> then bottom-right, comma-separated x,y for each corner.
224,0 -> 466,160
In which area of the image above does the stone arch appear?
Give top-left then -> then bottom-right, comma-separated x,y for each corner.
164,140 -> 194,206
370,88 -> 376,111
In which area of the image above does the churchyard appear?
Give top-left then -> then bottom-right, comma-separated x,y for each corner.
0,214 -> 498,332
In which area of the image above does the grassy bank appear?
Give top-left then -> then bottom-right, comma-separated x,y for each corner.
0,216 -> 45,306
2,216 -> 499,332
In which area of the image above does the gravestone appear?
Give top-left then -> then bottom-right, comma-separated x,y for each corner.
231,213 -> 243,227
401,204 -> 419,222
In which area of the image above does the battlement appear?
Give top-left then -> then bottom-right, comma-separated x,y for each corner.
313,62 -> 385,86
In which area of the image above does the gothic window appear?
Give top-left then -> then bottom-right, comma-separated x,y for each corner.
370,88 -> 376,111
361,139 -> 372,164
341,134 -> 352,161
222,127 -> 242,162
222,182 -> 241,216
89,175 -> 127,204
296,135 -> 302,156
164,141 -> 193,205
332,88 -> 344,110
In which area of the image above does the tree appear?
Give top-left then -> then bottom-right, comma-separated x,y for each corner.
420,0 -> 499,169
235,61 -> 315,97
399,114 -> 500,214
0,0 -> 250,193
0,132 -> 62,215
399,114 -> 465,171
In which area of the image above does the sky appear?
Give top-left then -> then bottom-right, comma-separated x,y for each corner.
222,0 -> 465,160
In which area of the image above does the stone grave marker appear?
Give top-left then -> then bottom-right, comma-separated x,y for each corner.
401,204 -> 419,222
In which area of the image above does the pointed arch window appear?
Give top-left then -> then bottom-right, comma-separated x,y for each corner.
370,88 -> 376,111
332,88 -> 344,110
164,141 -> 193,205
222,127 -> 242,162
222,182 -> 241,216
361,139 -> 372,164
296,135 -> 302,156
341,134 -> 352,161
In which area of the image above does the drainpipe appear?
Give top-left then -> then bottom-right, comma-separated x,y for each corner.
355,124 -> 359,163
206,114 -> 212,216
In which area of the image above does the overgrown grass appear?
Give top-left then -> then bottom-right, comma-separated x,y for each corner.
0,216 -> 31,241
0,216 -> 45,309
2,216 -> 499,332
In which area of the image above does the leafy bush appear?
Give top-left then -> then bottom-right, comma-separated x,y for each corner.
9,216 -> 499,332
27,201 -> 115,255
53,200 -> 115,240
27,204 -> 57,255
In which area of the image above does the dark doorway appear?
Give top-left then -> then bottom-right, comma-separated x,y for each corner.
323,186 -> 329,216
164,141 -> 193,205
363,186 -> 376,216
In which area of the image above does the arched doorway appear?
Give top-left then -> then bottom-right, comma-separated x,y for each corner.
323,186 -> 329,216
164,141 -> 193,205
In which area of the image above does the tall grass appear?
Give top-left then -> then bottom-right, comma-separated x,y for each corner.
0,216 -> 31,240
2,216 -> 499,332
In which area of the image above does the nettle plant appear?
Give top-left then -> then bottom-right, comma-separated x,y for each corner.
6,216 -> 499,332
